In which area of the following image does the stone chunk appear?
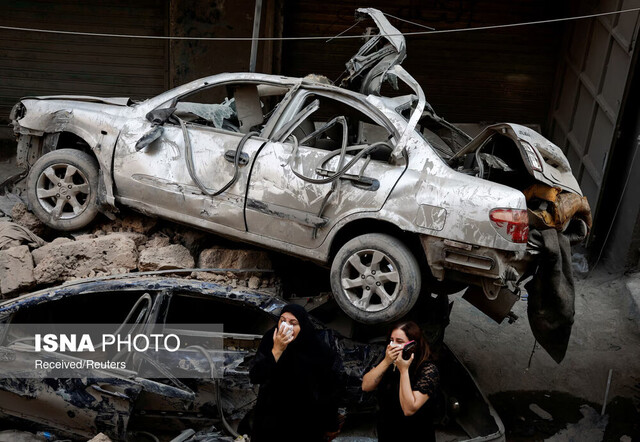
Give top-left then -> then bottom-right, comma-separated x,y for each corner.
138,244 -> 195,271
0,245 -> 35,296
88,433 -> 112,442
248,275 -> 261,289
32,234 -> 138,284
198,247 -> 272,272
11,202 -> 47,236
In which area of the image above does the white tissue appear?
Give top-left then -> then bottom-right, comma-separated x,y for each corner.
280,322 -> 294,336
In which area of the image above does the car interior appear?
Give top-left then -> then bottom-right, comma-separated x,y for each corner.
170,83 -> 290,135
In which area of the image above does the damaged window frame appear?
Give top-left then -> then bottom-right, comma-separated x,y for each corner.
150,79 -> 295,139
272,86 -> 400,152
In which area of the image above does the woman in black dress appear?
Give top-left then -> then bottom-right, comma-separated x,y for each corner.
249,304 -> 340,441
361,321 -> 440,442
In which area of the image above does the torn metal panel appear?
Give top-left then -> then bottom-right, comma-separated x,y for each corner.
523,183 -> 592,235
451,123 -> 582,195
0,376 -> 142,440
342,8 -> 407,95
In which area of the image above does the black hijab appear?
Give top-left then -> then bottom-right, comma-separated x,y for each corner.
250,304 -> 339,441
280,303 -> 316,347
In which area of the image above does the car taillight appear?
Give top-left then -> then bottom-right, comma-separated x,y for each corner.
490,208 -> 529,243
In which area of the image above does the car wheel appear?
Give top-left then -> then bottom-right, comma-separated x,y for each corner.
330,233 -> 421,324
27,149 -> 99,231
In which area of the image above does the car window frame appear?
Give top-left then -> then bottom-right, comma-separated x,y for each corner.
271,87 -> 400,147
151,79 -> 295,138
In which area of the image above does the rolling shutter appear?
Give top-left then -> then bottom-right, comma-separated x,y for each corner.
0,0 -> 168,129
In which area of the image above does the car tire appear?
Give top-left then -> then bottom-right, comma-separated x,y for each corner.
27,149 -> 100,231
330,233 -> 421,324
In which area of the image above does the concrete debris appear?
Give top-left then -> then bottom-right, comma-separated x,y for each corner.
138,243 -> 195,271
0,209 -> 280,297
248,275 -> 261,289
0,221 -> 45,250
529,403 -> 553,420
113,231 -> 148,247
171,227 -> 209,256
0,245 -> 35,296
87,433 -> 112,442
142,232 -> 171,249
96,213 -> 157,235
198,247 -> 272,273
10,202 -> 48,236
32,233 -> 138,284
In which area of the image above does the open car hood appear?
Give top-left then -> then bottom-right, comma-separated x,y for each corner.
342,8 -> 407,95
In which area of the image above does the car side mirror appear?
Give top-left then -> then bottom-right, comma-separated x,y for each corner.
145,107 -> 176,125
135,125 -> 165,151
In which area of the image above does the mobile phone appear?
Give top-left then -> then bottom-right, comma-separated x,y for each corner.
402,341 -> 416,360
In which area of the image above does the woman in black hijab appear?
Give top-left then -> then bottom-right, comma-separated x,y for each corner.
249,304 -> 340,441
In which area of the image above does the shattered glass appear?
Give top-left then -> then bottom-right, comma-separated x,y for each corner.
177,98 -> 236,128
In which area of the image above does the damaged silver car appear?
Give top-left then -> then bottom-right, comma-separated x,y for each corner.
0,276 -> 506,441
10,9 -> 590,339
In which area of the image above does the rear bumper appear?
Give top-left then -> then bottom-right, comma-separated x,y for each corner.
421,236 -> 532,284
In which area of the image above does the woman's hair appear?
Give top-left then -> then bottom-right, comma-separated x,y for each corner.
389,321 -> 431,373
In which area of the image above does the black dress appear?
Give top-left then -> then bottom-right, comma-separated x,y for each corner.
376,361 -> 440,442
249,305 -> 339,442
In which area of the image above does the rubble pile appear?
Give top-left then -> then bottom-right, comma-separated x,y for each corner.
0,196 -> 279,298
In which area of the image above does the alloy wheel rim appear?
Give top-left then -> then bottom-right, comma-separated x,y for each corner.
36,163 -> 90,220
340,249 -> 400,312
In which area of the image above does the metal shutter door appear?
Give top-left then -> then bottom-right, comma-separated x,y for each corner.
549,1 -> 640,222
0,0 -> 168,129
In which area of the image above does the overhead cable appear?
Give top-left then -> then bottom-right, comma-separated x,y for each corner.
0,7 -> 638,41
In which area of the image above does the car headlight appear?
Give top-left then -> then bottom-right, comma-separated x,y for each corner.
10,102 -> 26,120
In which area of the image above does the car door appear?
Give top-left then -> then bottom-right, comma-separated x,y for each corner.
113,82 -> 285,233
133,290 -> 277,431
245,90 -> 406,249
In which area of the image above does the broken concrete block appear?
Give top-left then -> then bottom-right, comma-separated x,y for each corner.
249,275 -> 261,289
10,202 -> 48,236
172,227 -> 208,255
193,271 -> 227,283
198,247 -> 272,272
138,244 -> 195,271
96,213 -> 156,235
32,234 -> 138,284
87,433 -> 112,442
141,232 -> 171,250
0,245 -> 35,296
